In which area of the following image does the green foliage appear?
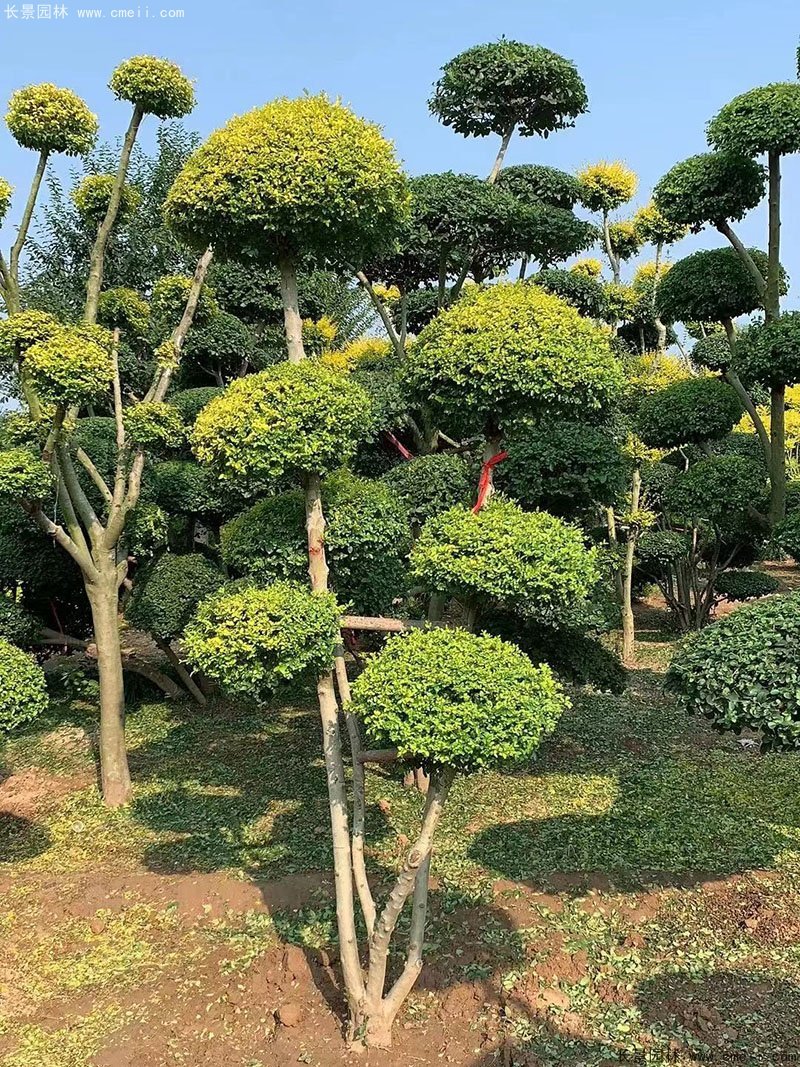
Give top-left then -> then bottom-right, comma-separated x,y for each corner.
0,637 -> 48,733
97,287 -> 150,339
638,377 -> 742,448
578,160 -> 637,213
411,498 -> 599,621
183,581 -> 341,700
0,310 -> 60,368
24,324 -> 114,404
165,94 -> 408,269
125,501 -> 168,559
736,313 -> 800,387
656,247 -> 778,324
775,511 -> 800,562
516,203 -> 596,267
667,592 -> 800,749
349,627 -> 566,772
71,174 -> 140,225
126,552 -> 225,641
181,310 -> 254,383
637,529 -> 688,565
0,177 -> 12,223
632,202 -> 687,246
221,491 -> 308,586
500,420 -> 629,515
691,331 -> 732,372
108,56 -> 195,119
707,83 -> 800,158
192,361 -> 372,489
714,569 -> 779,601
168,386 -> 222,425
607,220 -> 640,261
429,40 -> 588,139
665,455 -> 767,533
496,164 -> 583,209
123,401 -> 185,451
70,416 -> 117,486
531,268 -> 607,318
407,282 -> 622,431
0,595 -> 39,647
0,448 -> 52,501
149,460 -> 223,516
6,83 -> 97,155
149,274 -> 218,339
382,453 -> 473,526
653,152 -> 766,228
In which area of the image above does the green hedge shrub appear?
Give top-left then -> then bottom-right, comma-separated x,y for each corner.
714,569 -> 779,602
0,637 -> 48,733
383,454 -> 473,526
126,552 -> 226,641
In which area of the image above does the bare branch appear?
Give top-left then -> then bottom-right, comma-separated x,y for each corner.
9,149 -> 50,294
75,447 -> 114,506
356,271 -> 404,359
24,502 -> 97,577
716,220 -> 767,298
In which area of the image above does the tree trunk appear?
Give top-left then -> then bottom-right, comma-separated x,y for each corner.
86,576 -> 131,807
770,384 -> 787,525
620,468 -> 641,666
155,637 -> 206,706
488,125 -> 514,184
279,255 -> 306,363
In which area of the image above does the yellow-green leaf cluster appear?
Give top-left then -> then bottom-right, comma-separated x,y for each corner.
0,447 -> 53,501
124,401 -> 185,451
6,83 -> 97,155
72,174 -> 141,226
24,325 -> 114,404
578,160 -> 637,213
0,178 -> 12,223
0,309 -> 60,369
109,55 -> 195,119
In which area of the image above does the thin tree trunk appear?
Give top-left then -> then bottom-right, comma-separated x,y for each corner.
279,255 -> 306,363
155,637 -> 206,706
770,384 -> 787,524
8,149 -> 49,307
518,254 -> 529,281
86,576 -> 131,807
621,468 -> 641,665
716,219 -> 767,298
602,211 -> 620,284
488,125 -> 514,185
766,150 -> 785,524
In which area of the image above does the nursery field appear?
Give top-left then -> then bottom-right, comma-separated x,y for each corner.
2,599 -> 800,1067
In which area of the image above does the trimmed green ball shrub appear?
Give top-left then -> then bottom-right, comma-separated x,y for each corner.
531,268 -> 608,319
0,596 -> 39,648
182,311 -> 254,378
6,83 -> 97,155
192,362 -> 373,488
653,152 -> 766,228
124,502 -> 168,559
496,164 -> 583,209
714,569 -> 779,602
150,274 -> 218,339
169,387 -> 222,425
25,325 -> 114,404
124,401 -> 185,451
707,83 -> 800,158
221,491 -> 308,585
665,455 -> 767,534
382,454 -> 473,526
0,449 -> 53,501
656,247 -> 780,324
126,552 -> 226,641
637,529 -> 688,566
109,55 -> 195,119
411,498 -> 599,621
183,581 -> 341,699
97,288 -> 150,339
72,174 -> 140,225
667,593 -> 800,749
0,638 -> 48,733
349,628 -> 566,772
638,377 -> 742,448
0,310 -> 60,368
691,332 -> 731,372
736,313 -> 800,388
149,460 -> 224,516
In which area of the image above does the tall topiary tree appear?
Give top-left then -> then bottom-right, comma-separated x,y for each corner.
577,160 -> 638,283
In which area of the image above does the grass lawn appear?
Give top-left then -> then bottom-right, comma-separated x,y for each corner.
1,603 -> 800,1065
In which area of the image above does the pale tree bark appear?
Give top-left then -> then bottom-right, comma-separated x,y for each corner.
620,467 -> 641,666
7,149 -> 50,312
766,150 -> 785,524
279,255 -> 306,363
721,317 -> 771,467
488,124 -> 515,185
602,210 -> 621,284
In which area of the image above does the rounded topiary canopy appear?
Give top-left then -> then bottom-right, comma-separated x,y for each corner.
0,637 -> 48,733
0,448 -> 53,502
407,282 -> 622,430
0,309 -> 60,369
0,178 -> 12,223
632,202 -> 687,246
516,203 -> 596,267
150,274 -> 218,339
667,592 -> 800,749
109,56 -> 195,119
168,387 -> 222,425
182,311 -> 254,378
707,83 -> 800,158
6,83 -> 97,155
532,269 -> 607,318
165,94 -> 408,268
578,161 -> 637,213
193,361 -> 373,488
607,220 -> 640,262
123,401 -> 185,451
72,174 -> 141,226
24,325 -> 114,404
656,247 -> 779,324
350,627 -> 566,772
736,313 -> 800,388
665,455 -> 766,532
653,152 -> 766,228
126,552 -> 226,642
429,40 -> 587,139
97,287 -> 150,339
637,377 -> 742,448
496,164 -> 583,209
382,453 -> 473,526
411,498 -> 598,620
500,420 -> 629,514
691,332 -> 732,372
183,581 -> 342,700
714,569 -> 779,602
149,460 -> 224,516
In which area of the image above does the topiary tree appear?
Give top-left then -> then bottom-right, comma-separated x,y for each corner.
714,569 -> 779,602
0,637 -> 48,734
125,552 -> 226,704
72,174 -> 141,228
410,498 -> 599,628
382,453 -> 473,527
345,626 -> 567,1045
631,203 -> 688,352
429,40 -> 588,182
637,377 -> 743,450
577,160 -> 638,283
531,268 -> 608,319
667,592 -> 800,747
165,94 -> 408,363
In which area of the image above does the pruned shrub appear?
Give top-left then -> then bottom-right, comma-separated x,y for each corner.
126,552 -> 226,642
0,638 -> 48,733
638,377 -> 742,448
714,569 -> 779,602
0,596 -> 39,648
383,454 -> 473,526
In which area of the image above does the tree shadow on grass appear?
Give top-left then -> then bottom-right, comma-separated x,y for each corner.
0,812 -> 52,863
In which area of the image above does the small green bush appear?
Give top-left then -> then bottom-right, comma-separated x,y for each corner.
126,552 -> 226,641
149,460 -> 224,516
667,593 -> 800,749
665,455 -> 767,534
714,569 -> 779,602
638,377 -> 742,448
0,637 -> 48,733
124,401 -> 185,451
109,55 -> 195,119
0,448 -> 53,502
169,387 -> 223,425
348,628 -> 567,772
221,491 -> 308,586
775,512 -> 800,562
24,325 -> 114,405
184,581 -> 341,699
383,453 -> 473,526
124,502 -> 169,559
0,595 -> 39,648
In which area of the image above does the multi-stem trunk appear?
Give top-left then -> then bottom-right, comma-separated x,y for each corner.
86,570 -> 131,807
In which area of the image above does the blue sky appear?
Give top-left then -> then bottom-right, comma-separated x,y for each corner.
1,0 -> 799,302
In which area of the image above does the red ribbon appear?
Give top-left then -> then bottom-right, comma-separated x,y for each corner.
384,431 -> 414,461
473,451 -> 508,513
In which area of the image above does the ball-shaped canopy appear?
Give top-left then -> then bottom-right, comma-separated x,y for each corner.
532,268 -> 608,319
632,202 -> 687,247
578,160 -> 637,213
0,310 -> 60,369
0,638 -> 48,734
126,552 -> 226,642
72,174 -> 141,226
407,281 -> 622,430
192,360 -> 373,488
736,312 -> 800,388
653,152 -> 766,228
97,287 -> 150,339
0,448 -> 53,502
429,40 -> 588,139
109,56 -> 195,119
637,377 -> 743,449
349,628 -> 566,773
496,164 -> 583,209
656,247 -> 779,324
665,455 -> 767,533
691,331 -> 732,372
707,83 -> 800,158
165,94 -> 408,268
6,83 -> 97,155
123,401 -> 185,451
383,453 -> 473,526
24,325 -> 114,405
